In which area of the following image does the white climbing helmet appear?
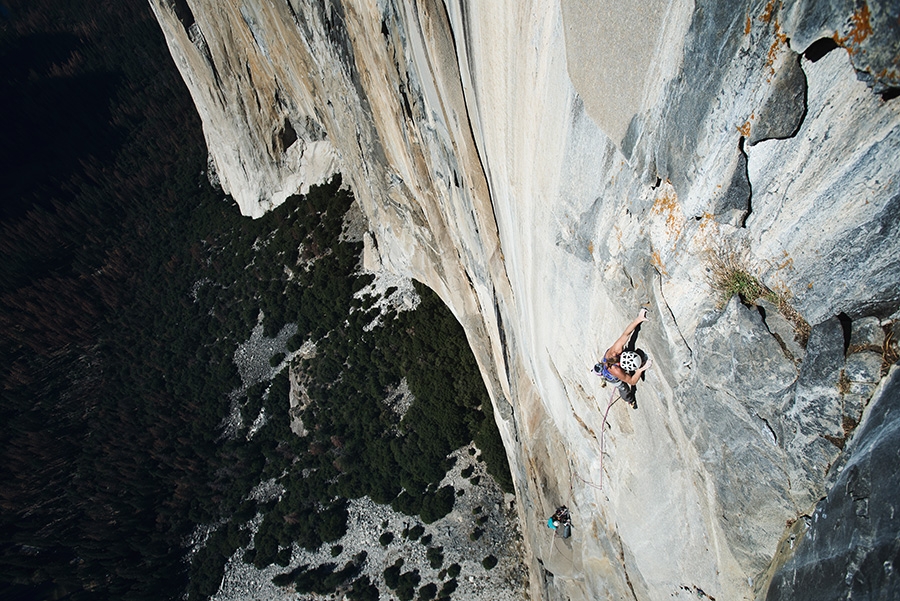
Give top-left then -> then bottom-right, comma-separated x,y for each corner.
619,351 -> 642,372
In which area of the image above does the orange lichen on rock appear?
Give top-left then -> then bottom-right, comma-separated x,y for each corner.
651,188 -> 683,242
766,22 -> 788,77
875,67 -> 900,84
849,3 -> 873,45
759,0 -> 779,24
651,249 -> 668,277
745,14 -> 752,35
772,250 -> 795,273
833,2 -> 873,54
737,112 -> 755,137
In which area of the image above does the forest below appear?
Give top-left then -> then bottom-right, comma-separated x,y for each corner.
0,1 -> 511,600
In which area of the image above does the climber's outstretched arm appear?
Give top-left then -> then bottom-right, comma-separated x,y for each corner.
607,308 -> 649,357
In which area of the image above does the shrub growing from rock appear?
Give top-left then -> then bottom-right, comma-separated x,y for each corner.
440,578 -> 458,596
348,576 -> 379,601
420,485 -> 455,524
395,569 -> 421,601
426,546 -> 444,569
406,524 -> 425,540
384,559 -> 404,589
418,582 -> 437,600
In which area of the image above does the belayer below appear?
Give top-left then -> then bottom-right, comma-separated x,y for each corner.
593,308 -> 653,408
547,505 -> 571,538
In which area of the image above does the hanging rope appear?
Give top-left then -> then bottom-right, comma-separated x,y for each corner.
545,526 -> 576,567
571,386 -> 619,491
544,386 -> 621,570
545,382 -> 620,574
597,386 -> 620,490
572,467 -> 603,491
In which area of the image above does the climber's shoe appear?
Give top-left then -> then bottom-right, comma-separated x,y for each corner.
621,387 -> 637,409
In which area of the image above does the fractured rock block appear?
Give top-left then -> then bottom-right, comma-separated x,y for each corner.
766,369 -> 900,601
844,351 -> 883,385
779,317 -> 847,506
840,351 -> 883,423
711,142 -> 751,227
748,52 -> 807,145
797,317 -> 844,391
757,298 -> 805,362
849,316 -> 885,350
695,297 -> 798,401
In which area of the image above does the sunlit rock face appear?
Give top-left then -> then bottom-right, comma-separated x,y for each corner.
152,0 -> 900,599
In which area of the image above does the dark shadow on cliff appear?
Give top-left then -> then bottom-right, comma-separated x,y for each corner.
0,32 -> 124,222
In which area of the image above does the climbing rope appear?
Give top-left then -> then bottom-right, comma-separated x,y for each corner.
597,386 -> 620,490
545,526 -> 576,567
544,350 -> 639,569
572,386 -> 620,491
545,384 -> 620,569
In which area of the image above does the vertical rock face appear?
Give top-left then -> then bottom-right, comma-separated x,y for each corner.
766,367 -> 900,601
152,0 -> 900,599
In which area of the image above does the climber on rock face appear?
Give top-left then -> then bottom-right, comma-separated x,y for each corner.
593,308 -> 652,408
547,505 -> 571,538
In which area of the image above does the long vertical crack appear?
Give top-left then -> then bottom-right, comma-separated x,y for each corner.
656,273 -> 694,366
